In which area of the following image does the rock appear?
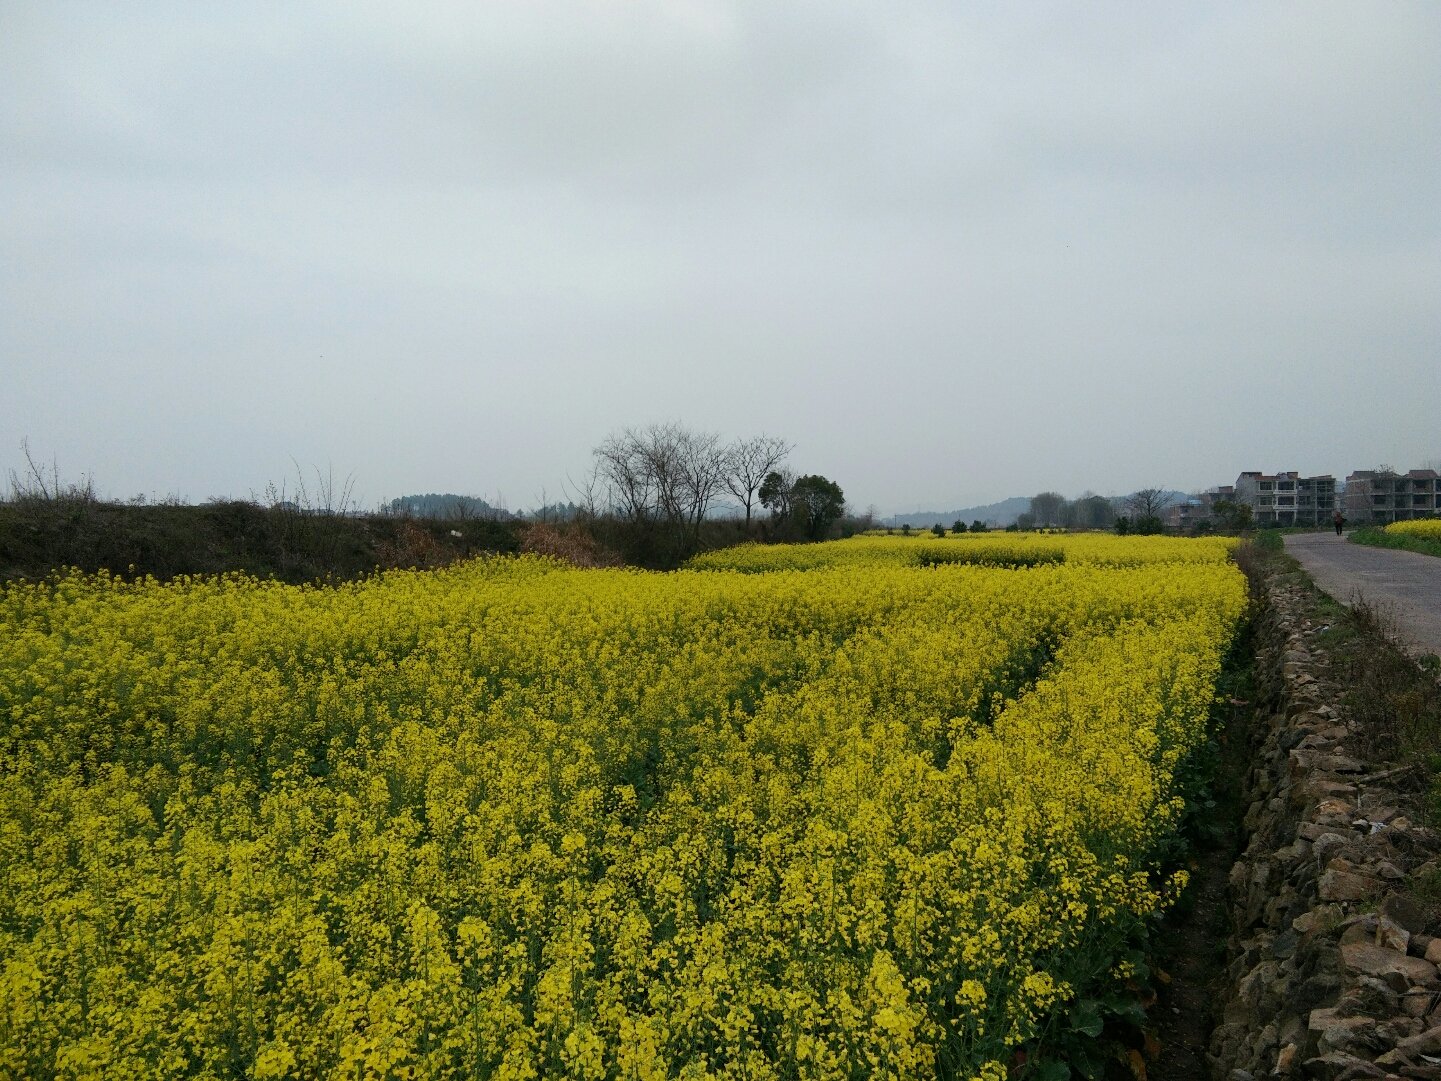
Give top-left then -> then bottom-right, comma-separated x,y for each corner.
1276,1042 -> 1298,1071
1281,1014 -> 1309,1048
1407,826 -> 1441,848
1383,895 -> 1431,935
1272,928 -> 1301,959
1320,755 -> 1369,774
1345,975 -> 1402,1016
1302,821 -> 1342,841
1315,833 -> 1359,866
1266,886 -> 1306,929
1426,940 -> 1441,967
1310,788 -> 1362,812
1376,1022 -> 1441,1063
1322,865 -> 1385,902
1309,1006 -> 1378,1052
1376,861 -> 1408,880
1403,990 -> 1433,1018
1378,916 -> 1413,954
1301,1050 -> 1386,1077
1340,942 -> 1441,991
1230,858 -> 1250,891
1295,972 -> 1345,1013
1342,917 -> 1382,947
1378,1014 -> 1424,1042
1297,904 -> 1347,934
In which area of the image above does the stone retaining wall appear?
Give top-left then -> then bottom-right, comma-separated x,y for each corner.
1209,577 -> 1441,1080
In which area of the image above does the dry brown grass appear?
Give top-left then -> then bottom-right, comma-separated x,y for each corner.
518,522 -> 623,568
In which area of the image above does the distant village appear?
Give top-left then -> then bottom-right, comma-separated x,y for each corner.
1169,467 -> 1440,531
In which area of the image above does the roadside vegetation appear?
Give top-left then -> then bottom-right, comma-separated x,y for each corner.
1349,518 -> 1441,560
1253,529 -> 1441,845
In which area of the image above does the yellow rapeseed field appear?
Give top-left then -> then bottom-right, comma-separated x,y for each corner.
0,535 -> 1244,1080
1384,518 -> 1441,539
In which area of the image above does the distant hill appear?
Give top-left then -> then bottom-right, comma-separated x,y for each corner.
890,496 -> 1031,529
890,490 -> 1189,529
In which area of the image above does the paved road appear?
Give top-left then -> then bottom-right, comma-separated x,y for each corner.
1283,531 -> 1441,658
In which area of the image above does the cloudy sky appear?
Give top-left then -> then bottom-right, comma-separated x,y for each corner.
3,2 -> 1438,515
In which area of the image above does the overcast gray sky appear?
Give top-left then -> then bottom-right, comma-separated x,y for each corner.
3,2 -> 1438,515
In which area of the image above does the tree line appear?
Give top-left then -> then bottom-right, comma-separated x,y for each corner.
1014,488 -> 1173,535
562,424 -> 851,567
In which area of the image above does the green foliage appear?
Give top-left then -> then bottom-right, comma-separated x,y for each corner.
953,520 -> 967,534
1211,498 -> 1253,533
1350,525 -> 1441,560
1252,530 -> 1283,553
0,500 -> 521,584
758,471 -> 791,519
1131,514 -> 1164,536
931,522 -> 946,537
789,474 -> 845,540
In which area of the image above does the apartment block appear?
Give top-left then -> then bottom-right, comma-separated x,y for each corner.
1344,469 -> 1441,524
1233,472 -> 1337,527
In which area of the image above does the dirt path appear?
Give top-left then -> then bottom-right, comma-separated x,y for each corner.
1148,690 -> 1253,1080
1283,531 -> 1441,657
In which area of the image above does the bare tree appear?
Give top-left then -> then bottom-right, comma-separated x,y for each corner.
675,429 -> 728,546
724,435 -> 793,530
1029,491 -> 1066,528
594,427 -> 659,525
1072,493 -> 1114,530
592,423 -> 727,557
1122,488 -> 1171,534
564,464 -> 607,521
8,438 -> 95,503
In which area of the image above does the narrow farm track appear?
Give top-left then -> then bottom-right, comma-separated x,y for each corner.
1283,531 -> 1441,656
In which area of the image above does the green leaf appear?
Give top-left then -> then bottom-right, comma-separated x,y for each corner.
1070,999 -> 1104,1037
1030,1060 -> 1071,1081
1102,994 -> 1148,1027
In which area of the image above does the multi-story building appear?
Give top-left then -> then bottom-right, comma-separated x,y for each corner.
1233,472 -> 1337,527
1344,469 -> 1440,524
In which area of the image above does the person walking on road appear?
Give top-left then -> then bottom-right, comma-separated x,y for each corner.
1332,509 -> 1346,536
